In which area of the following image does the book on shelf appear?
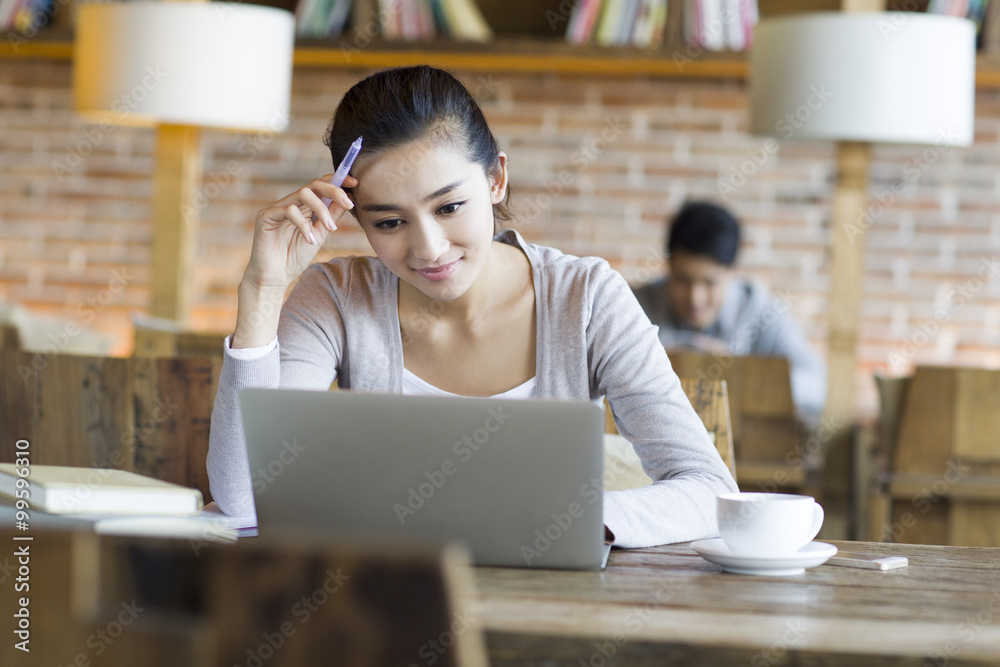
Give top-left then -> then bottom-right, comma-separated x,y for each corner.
378,0 -> 400,38
428,0 -> 450,37
297,0 -> 352,38
0,463 -> 203,515
634,0 -> 668,48
567,0 -> 603,44
722,0 -> 743,51
438,0 -> 492,42
595,0 -> 626,45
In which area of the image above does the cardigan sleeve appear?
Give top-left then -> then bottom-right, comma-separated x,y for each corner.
587,262 -> 739,548
207,264 -> 346,518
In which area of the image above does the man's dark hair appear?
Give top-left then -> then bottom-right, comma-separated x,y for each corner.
666,201 -> 741,266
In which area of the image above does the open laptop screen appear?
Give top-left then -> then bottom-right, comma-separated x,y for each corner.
239,389 -> 606,570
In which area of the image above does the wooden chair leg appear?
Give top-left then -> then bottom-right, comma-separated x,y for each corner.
868,492 -> 893,543
851,422 -> 877,541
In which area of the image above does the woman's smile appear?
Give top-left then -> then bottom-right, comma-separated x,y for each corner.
414,258 -> 461,282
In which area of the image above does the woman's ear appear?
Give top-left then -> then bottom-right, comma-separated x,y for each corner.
489,152 -> 508,205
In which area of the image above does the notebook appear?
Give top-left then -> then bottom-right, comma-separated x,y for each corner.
0,463 -> 202,515
239,388 -> 609,570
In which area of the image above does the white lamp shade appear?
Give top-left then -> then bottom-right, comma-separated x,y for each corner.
749,13 -> 975,146
74,2 -> 294,131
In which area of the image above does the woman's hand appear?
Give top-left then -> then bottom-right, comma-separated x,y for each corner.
232,174 -> 358,349
241,174 -> 358,292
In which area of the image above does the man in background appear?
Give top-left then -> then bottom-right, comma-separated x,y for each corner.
632,201 -> 826,418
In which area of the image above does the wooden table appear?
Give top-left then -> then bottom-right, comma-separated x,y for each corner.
4,523 -> 998,666
473,541 -> 1000,666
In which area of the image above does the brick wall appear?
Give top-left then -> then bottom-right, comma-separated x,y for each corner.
2,59 -> 1000,418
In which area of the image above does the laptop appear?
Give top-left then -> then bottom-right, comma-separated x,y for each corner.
239,388 -> 610,570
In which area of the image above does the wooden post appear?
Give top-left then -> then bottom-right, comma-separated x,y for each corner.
150,123 -> 201,325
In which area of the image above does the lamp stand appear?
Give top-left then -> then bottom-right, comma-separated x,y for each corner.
820,140 -> 873,540
824,140 -> 872,433
150,123 -> 201,326
823,0 -> 884,430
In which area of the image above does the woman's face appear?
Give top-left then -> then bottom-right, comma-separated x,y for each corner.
350,136 -> 507,302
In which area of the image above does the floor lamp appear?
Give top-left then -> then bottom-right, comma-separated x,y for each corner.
748,12 -> 975,434
73,2 -> 294,332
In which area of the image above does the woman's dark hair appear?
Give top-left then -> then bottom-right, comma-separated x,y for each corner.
323,65 -> 511,229
666,201 -> 741,266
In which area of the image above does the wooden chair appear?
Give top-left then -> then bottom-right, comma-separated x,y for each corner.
666,352 -> 804,490
869,365 -> 1000,547
604,378 -> 736,491
0,350 -> 220,502
0,527 -> 487,667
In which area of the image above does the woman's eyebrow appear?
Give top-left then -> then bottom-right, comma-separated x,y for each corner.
359,179 -> 467,213
423,179 -> 466,202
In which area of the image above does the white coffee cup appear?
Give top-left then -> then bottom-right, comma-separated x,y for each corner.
717,492 -> 824,557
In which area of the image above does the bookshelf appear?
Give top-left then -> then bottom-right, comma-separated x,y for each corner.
2,0 -> 999,86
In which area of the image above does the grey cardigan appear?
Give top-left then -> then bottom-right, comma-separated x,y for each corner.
208,229 -> 738,548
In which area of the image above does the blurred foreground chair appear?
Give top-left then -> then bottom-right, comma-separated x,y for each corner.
870,365 -> 1000,547
0,350 -> 219,501
0,528 -> 486,667
604,378 -> 736,491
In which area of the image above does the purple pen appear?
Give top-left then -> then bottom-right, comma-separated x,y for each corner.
320,136 -> 363,209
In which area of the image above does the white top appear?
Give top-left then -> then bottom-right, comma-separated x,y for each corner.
402,368 -> 536,399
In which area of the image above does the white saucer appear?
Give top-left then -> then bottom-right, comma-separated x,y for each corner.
691,538 -> 838,576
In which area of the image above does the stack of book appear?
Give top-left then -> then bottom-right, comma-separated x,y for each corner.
683,0 -> 758,52
0,464 -> 250,542
296,0 -> 492,42
566,0 -> 669,48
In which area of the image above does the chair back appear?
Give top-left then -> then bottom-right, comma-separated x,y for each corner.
667,352 -> 803,488
680,377 -> 736,479
878,365 -> 1000,547
604,377 -> 736,491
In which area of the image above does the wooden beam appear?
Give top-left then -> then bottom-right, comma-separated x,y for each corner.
150,124 -> 201,325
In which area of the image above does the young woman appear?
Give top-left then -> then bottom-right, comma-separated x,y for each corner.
207,65 -> 737,548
